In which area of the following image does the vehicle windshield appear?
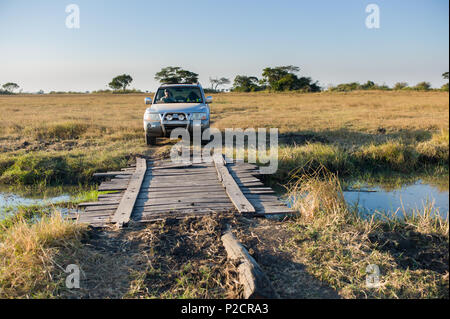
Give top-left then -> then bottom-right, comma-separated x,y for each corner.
154,86 -> 203,104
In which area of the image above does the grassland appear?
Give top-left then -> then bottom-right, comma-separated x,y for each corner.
0,91 -> 448,187
0,90 -> 448,298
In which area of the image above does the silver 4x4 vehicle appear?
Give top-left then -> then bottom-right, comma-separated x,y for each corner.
143,83 -> 212,145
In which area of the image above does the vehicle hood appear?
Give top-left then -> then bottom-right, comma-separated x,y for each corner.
149,103 -> 208,113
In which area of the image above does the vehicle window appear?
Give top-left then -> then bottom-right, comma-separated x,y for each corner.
154,87 -> 203,104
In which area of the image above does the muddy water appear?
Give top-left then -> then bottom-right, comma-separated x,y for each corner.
344,180 -> 449,219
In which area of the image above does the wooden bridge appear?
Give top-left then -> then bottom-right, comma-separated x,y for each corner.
75,156 -> 293,228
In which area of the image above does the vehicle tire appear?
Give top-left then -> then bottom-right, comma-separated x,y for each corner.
145,134 -> 156,146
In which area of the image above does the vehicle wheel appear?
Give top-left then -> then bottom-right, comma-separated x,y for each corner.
145,134 -> 156,146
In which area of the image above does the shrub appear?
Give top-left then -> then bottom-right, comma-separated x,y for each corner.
393,82 -> 408,90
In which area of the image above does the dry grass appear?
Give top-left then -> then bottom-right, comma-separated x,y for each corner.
0,91 -> 448,186
1,90 -> 448,143
0,212 -> 88,298
210,90 -> 449,136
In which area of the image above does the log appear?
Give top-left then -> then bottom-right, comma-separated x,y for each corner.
111,157 -> 147,228
213,154 -> 255,214
221,227 -> 278,299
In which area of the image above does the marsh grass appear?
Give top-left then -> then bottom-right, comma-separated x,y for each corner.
273,130 -> 449,186
285,170 -> 449,298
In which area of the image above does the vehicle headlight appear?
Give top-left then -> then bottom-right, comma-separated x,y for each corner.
191,113 -> 207,120
144,113 -> 160,121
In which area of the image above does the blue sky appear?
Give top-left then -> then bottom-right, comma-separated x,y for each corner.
0,0 -> 448,92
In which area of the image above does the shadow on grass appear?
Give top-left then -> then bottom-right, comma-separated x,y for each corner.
368,229 -> 449,275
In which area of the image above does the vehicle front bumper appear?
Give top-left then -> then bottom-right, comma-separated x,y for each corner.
144,120 -> 209,137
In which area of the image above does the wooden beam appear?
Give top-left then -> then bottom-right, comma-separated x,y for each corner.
221,227 -> 278,299
111,157 -> 147,228
213,154 -> 255,214
93,171 -> 132,178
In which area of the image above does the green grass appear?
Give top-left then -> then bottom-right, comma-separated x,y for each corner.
272,130 -> 449,186
0,146 -> 135,186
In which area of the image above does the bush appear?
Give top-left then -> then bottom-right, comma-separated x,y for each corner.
414,82 -> 432,91
394,82 -> 409,90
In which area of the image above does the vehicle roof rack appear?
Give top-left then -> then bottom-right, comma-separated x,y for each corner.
160,82 -> 201,86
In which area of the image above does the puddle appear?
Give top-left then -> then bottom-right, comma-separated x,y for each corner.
0,192 -> 70,210
0,184 -> 78,219
344,180 -> 449,219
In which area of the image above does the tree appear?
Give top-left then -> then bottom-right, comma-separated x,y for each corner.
394,82 -> 408,90
209,77 -> 230,91
261,65 -> 299,88
361,81 -> 376,90
414,81 -> 431,91
154,67 -> 198,84
261,65 -> 320,92
442,72 -> 449,91
232,76 -> 261,92
2,82 -> 19,93
108,74 -> 133,91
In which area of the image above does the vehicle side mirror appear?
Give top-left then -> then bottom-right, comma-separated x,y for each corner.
145,97 -> 152,105
206,96 -> 213,104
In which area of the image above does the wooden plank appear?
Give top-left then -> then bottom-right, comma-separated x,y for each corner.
139,210 -> 229,221
213,154 -> 255,214
139,208 -> 232,220
144,186 -> 226,193
245,195 -> 280,202
77,200 -> 120,207
144,176 -> 221,182
151,162 -> 192,170
137,189 -> 228,198
138,204 -> 234,214
111,157 -> 147,228
221,226 -> 278,299
136,202 -> 234,212
93,171 -> 132,178
142,182 -> 225,188
252,202 -> 294,214
135,195 -> 230,206
78,211 -> 113,219
98,185 -> 127,191
83,204 -> 119,211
